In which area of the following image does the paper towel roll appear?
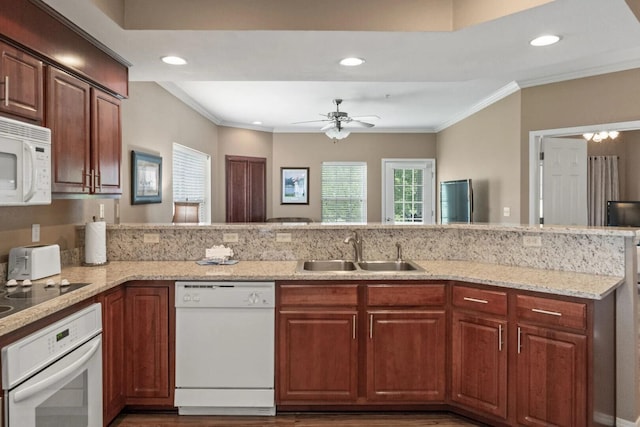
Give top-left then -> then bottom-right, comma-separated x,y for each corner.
85,221 -> 107,265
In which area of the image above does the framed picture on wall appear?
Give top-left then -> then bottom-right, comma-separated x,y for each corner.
131,150 -> 162,204
281,167 -> 309,204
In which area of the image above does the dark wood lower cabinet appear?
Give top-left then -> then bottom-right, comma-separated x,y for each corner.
367,310 -> 446,402
451,312 -> 507,419
516,324 -> 587,427
100,286 -> 126,426
278,311 -> 358,402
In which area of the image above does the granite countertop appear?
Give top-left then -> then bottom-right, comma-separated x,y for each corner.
0,260 -> 623,337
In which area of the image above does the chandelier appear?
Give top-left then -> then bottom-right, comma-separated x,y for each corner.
583,131 -> 619,142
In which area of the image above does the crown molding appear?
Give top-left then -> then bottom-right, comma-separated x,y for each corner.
434,81 -> 521,133
156,82 -> 223,125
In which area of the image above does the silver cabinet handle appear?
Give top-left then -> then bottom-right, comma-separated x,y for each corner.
463,297 -> 488,304
498,324 -> 503,352
369,314 -> 373,339
352,314 -> 356,340
517,327 -> 522,354
531,308 -> 562,316
4,76 -> 8,107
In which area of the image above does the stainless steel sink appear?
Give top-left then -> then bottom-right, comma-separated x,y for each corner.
298,260 -> 358,272
357,260 -> 423,272
297,259 -> 423,273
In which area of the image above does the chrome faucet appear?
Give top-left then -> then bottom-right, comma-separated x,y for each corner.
396,242 -> 403,262
344,231 -> 363,262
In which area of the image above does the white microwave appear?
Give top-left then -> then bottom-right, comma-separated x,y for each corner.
0,116 -> 51,206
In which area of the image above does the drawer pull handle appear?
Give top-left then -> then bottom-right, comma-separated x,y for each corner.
352,314 -> 356,340
4,76 -> 8,107
531,308 -> 562,317
463,297 -> 488,304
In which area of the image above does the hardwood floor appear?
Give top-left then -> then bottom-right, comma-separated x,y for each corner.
110,412 -> 488,426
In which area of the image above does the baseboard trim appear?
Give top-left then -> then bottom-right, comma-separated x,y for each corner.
615,415 -> 640,427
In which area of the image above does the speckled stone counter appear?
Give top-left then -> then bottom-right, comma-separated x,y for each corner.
0,259 -> 623,338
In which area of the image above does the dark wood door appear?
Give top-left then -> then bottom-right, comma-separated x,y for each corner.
125,284 -> 173,406
277,310 -> 358,403
451,311 -> 507,419
226,155 -> 266,222
47,67 -> 91,193
0,41 -> 43,122
101,286 -> 126,426
516,324 -> 587,427
366,310 -> 446,402
91,88 -> 121,194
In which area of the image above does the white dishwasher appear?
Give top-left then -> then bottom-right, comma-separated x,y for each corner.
174,281 -> 275,416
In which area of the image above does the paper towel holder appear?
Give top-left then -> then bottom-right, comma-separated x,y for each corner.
83,219 -> 110,267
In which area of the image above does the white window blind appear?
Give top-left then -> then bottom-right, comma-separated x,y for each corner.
321,162 -> 367,223
172,143 -> 210,222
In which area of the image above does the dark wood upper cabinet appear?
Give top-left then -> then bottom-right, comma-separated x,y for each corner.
0,40 -> 44,122
47,67 -> 121,195
226,155 -> 266,222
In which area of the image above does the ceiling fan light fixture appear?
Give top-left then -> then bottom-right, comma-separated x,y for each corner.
339,57 -> 365,67
530,35 -> 561,47
161,55 -> 187,65
325,127 -> 350,140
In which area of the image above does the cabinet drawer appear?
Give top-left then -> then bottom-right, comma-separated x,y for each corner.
279,284 -> 358,306
516,295 -> 586,330
366,284 -> 445,307
452,285 -> 507,316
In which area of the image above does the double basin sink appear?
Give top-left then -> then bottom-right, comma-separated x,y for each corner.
297,259 -> 424,273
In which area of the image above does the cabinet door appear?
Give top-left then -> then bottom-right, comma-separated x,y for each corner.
125,285 -> 172,404
516,324 -> 587,427
225,155 -> 266,222
100,287 -> 126,426
277,310 -> 358,403
47,67 -> 91,193
451,312 -> 507,419
366,310 -> 446,402
91,88 -> 121,194
0,41 -> 43,122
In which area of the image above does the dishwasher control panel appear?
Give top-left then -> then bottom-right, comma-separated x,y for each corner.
175,281 -> 275,308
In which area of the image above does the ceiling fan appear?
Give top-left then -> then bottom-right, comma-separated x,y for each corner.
294,99 -> 380,140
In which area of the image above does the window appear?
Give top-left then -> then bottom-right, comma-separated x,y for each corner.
321,162 -> 367,223
172,143 -> 211,222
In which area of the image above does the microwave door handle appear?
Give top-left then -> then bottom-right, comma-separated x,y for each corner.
12,338 -> 101,403
22,142 -> 37,202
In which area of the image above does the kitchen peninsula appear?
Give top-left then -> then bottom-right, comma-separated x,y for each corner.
0,223 -> 635,427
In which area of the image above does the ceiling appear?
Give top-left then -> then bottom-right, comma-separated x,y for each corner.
42,0 -> 640,134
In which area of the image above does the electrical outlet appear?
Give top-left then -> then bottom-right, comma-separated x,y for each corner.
32,224 -> 40,242
276,233 -> 292,242
143,233 -> 160,244
223,233 -> 239,243
523,235 -> 542,247
99,203 -> 105,219
503,207 -> 510,217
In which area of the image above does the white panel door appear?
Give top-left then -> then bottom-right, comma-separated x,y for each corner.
382,159 -> 435,224
541,137 -> 587,226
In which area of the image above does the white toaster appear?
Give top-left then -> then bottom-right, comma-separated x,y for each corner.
8,244 -> 61,280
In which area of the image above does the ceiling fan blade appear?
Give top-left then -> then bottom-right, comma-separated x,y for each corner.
291,119 -> 331,124
344,120 -> 375,128
351,115 -> 380,121
320,122 -> 337,131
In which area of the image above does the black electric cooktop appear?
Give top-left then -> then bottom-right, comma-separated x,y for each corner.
0,282 -> 92,319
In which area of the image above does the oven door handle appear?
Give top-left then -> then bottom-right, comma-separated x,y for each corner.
13,338 -> 100,403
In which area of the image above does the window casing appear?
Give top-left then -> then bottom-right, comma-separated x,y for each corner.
321,162 -> 367,224
172,143 -> 211,223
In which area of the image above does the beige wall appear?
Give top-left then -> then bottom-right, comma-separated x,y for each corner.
120,82 -> 218,223
437,92 -> 521,223
215,126 -> 273,222
519,68 -> 640,222
272,133 -> 436,222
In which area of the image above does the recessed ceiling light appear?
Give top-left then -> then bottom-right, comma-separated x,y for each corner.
252,121 -> 263,125
161,56 -> 187,65
530,35 -> 561,47
339,57 -> 365,67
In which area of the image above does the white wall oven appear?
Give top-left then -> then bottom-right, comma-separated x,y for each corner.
2,303 -> 102,427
